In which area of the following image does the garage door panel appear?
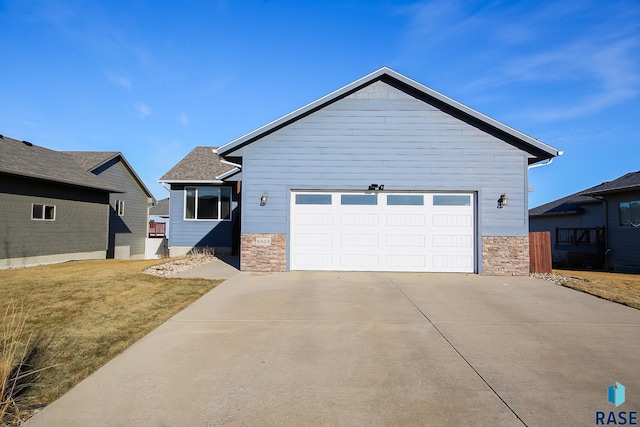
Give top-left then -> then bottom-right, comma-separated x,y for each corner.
294,254 -> 334,268
433,214 -> 472,227
295,213 -> 333,225
340,234 -> 379,246
340,254 -> 379,268
295,233 -> 333,246
432,235 -> 473,247
340,214 -> 379,226
386,234 -> 426,247
433,255 -> 474,270
386,255 -> 426,268
386,214 -> 426,226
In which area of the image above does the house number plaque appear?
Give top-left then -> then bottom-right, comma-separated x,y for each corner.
256,237 -> 272,246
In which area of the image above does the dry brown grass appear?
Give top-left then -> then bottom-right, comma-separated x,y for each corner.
554,269 -> 640,310
0,259 -> 221,410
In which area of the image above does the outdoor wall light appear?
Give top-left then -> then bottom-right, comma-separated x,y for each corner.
368,184 -> 384,191
260,192 -> 268,206
497,194 -> 508,209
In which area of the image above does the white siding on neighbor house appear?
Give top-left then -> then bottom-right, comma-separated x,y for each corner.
239,81 -> 529,237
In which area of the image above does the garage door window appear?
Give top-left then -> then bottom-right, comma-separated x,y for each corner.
295,194 -> 332,205
433,195 -> 471,206
387,195 -> 424,205
341,194 -> 377,205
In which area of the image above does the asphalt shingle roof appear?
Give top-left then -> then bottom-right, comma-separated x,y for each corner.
529,191 -> 598,216
64,151 -> 119,171
582,170 -> 640,196
0,135 -> 122,192
159,146 -> 237,182
149,198 -> 169,216
530,170 -> 640,216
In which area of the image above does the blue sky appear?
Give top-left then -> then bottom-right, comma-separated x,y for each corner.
1,0 -> 638,208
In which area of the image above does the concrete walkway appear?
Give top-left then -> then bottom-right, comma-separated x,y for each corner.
25,272 -> 640,426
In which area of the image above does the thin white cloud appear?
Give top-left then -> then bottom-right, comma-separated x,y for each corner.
179,112 -> 188,126
105,70 -> 132,89
396,0 -> 640,122
134,102 -> 152,118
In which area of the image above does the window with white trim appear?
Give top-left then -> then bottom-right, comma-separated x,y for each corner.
185,187 -> 232,220
32,203 -> 56,221
116,199 -> 125,216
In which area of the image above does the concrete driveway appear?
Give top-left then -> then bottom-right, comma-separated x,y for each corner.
26,272 -> 640,426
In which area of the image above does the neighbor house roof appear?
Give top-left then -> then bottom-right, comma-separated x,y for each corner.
149,198 -> 169,217
582,170 -> 640,196
159,146 -> 239,183
0,135 -> 122,193
64,151 -> 155,200
218,67 -> 560,164
529,190 -> 600,217
530,170 -> 640,217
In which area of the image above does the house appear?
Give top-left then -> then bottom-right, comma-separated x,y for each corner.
530,170 -> 640,269
149,197 -> 170,237
64,151 -> 156,260
159,146 -> 241,257
0,135 -> 120,268
170,67 -> 560,275
529,187 -> 605,267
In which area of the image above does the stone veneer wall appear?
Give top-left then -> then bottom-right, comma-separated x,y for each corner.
482,236 -> 530,275
241,233 -> 287,272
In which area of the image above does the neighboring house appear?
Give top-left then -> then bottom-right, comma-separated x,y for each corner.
159,147 -> 240,257
149,197 -> 170,237
529,188 -> 606,268
531,171 -> 640,269
64,151 -> 156,260
530,170 -> 640,269
174,67 -> 559,275
0,135 -> 120,268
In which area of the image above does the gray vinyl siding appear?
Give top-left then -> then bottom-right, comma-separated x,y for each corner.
168,185 -> 238,248
92,158 -> 150,257
605,191 -> 640,266
239,81 -> 529,237
0,176 -> 109,259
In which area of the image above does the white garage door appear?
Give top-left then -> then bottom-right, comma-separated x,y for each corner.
290,192 -> 475,272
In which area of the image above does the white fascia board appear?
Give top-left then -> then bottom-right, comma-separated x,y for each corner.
216,167 -> 241,180
220,159 -> 242,168
158,179 -> 224,185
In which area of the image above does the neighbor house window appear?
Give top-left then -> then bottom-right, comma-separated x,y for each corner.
618,200 -> 640,227
32,203 -> 56,221
116,200 -> 125,216
184,187 -> 232,220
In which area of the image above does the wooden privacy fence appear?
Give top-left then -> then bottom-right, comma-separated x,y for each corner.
529,231 -> 552,273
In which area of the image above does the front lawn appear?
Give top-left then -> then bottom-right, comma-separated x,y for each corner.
0,259 -> 221,423
554,269 -> 640,310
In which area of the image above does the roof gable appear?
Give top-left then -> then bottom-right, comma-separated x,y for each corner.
218,67 -> 560,163
0,135 -> 121,192
159,146 -> 238,183
64,151 -> 154,200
